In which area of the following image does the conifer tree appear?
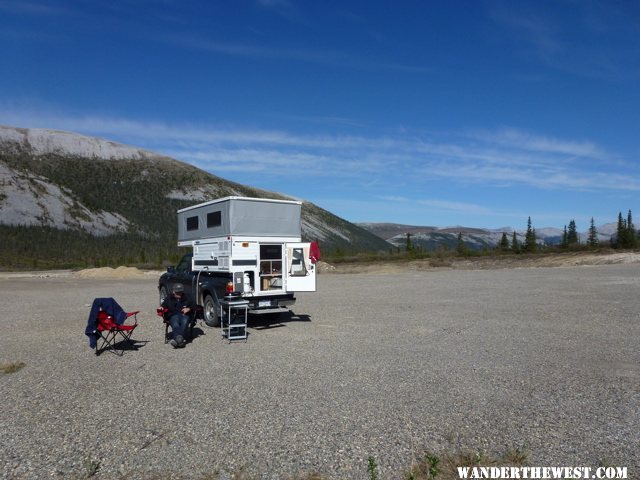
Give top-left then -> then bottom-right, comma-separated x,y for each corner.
614,211 -> 638,248
524,217 -> 537,253
616,212 -> 627,248
627,210 -> 637,248
499,232 -> 510,252
456,232 -> 467,255
587,217 -> 599,247
567,219 -> 578,246
561,225 -> 569,249
405,232 -> 413,252
511,231 -> 520,253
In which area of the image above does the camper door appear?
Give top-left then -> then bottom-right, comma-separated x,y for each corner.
284,242 -> 316,292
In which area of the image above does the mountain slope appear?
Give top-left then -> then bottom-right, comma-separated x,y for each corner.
0,125 -> 389,268
359,222 -> 617,251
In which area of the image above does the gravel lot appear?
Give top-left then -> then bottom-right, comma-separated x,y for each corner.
1,265 -> 639,479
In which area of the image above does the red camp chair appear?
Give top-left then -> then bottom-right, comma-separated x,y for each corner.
96,310 -> 140,356
157,307 -> 198,344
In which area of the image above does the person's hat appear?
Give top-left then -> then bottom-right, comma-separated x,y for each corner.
172,283 -> 185,293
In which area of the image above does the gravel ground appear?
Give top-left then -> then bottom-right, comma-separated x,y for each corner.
0,265 -> 638,479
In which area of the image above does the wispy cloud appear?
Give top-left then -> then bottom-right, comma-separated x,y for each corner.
268,113 -> 369,129
415,199 -> 494,216
376,195 -> 580,225
490,2 -> 640,81
0,0 -> 75,42
256,0 -> 303,23
164,33 -> 431,73
471,127 -> 606,160
168,35 -> 348,65
0,0 -> 74,16
0,26 -> 59,42
370,195 -> 537,225
1,109 -> 638,193
379,195 -> 410,203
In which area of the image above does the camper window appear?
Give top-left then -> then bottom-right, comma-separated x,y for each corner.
186,216 -> 199,231
260,244 -> 283,275
207,211 -> 221,228
290,248 -> 307,276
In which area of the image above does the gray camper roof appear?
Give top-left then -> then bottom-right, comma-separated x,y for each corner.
178,196 -> 302,241
177,196 -> 301,213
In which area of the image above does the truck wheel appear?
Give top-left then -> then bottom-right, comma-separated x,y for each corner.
159,285 -> 169,305
203,295 -> 220,327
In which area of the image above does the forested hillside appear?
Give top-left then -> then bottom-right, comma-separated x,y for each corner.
0,126 -> 389,269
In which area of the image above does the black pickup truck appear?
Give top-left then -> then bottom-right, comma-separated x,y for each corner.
158,253 -> 296,327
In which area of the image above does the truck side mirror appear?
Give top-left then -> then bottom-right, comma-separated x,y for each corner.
167,266 -> 176,273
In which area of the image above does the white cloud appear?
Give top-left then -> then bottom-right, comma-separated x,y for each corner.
416,199 -> 493,216
1,108 -> 638,193
163,32 -> 430,73
471,127 -> 606,160
378,195 -> 409,203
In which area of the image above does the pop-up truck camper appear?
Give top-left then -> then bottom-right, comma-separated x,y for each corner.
158,197 -> 317,327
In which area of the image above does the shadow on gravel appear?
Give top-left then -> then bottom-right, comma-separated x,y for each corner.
96,339 -> 149,356
250,311 -> 312,330
190,326 -> 206,342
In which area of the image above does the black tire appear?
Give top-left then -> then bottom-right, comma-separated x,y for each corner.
159,285 -> 169,306
203,294 -> 220,327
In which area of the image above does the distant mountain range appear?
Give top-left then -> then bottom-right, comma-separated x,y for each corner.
0,125 -> 388,267
358,222 -> 618,251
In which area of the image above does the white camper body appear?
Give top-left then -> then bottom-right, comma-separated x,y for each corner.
177,197 -> 316,295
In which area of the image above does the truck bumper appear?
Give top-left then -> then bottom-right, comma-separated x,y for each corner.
246,294 -> 296,313
248,306 -> 291,315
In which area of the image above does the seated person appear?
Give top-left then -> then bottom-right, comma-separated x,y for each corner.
161,283 -> 195,348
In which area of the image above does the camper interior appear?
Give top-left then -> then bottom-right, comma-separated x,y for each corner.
259,244 -> 283,291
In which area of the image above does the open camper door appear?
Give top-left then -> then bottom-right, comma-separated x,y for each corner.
285,242 -> 316,292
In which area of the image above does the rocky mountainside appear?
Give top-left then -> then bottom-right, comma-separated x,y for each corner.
359,222 -> 618,251
0,125 -> 389,268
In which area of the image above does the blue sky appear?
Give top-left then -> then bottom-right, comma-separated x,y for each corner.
1,0 -> 639,230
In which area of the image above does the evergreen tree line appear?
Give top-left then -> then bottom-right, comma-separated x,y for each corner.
615,210 -> 638,249
0,225 -> 184,270
497,216 -> 540,254
497,210 -> 638,254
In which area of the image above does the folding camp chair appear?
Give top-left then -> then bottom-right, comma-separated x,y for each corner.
95,310 -> 140,356
85,298 -> 140,356
157,307 -> 198,344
